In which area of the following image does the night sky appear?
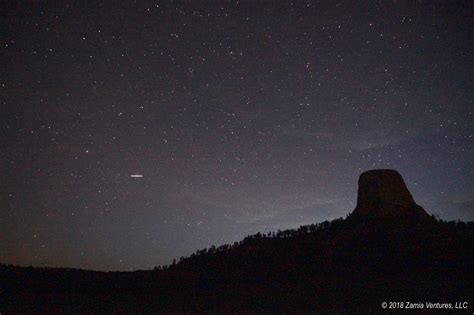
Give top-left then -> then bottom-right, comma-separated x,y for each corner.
1,1 -> 472,271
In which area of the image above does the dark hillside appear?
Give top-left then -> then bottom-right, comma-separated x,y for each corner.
2,216 -> 473,313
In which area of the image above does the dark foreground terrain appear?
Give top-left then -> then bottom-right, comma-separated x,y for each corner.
2,216 -> 473,314
1,170 -> 473,313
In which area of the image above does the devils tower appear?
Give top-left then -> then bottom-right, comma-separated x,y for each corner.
349,169 -> 431,222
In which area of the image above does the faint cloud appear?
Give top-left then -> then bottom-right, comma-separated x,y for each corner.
279,127 -> 407,152
177,186 -> 340,227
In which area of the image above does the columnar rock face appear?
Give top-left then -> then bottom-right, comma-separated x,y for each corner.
350,169 -> 431,221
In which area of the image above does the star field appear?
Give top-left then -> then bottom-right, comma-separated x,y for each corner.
1,1 -> 473,271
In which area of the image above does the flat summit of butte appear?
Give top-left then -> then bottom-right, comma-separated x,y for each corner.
349,169 -> 431,222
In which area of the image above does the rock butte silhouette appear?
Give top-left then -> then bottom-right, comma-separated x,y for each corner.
349,169 -> 432,222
